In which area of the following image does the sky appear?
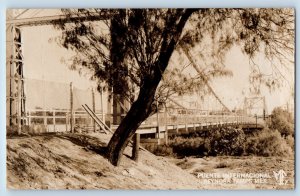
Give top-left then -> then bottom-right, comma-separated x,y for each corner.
22,25 -> 94,88
18,9 -> 294,114
211,46 -> 294,113
21,25 -> 105,110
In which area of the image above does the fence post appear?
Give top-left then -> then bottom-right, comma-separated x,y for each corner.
132,133 -> 140,162
92,88 -> 96,132
66,113 -> 68,132
185,112 -> 188,132
164,106 -> 168,145
156,101 -> 160,143
70,82 -> 74,133
43,110 -> 47,132
28,110 -> 31,126
255,114 -> 258,128
53,110 -> 56,132
100,86 -> 105,124
106,87 -> 112,128
17,76 -> 22,134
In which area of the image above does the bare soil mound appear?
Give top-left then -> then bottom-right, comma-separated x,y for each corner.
7,133 -> 202,189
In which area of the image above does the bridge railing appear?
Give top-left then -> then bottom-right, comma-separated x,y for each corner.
143,111 -> 258,127
24,108 -> 104,132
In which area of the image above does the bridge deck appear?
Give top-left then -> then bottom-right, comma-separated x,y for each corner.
111,118 -> 265,145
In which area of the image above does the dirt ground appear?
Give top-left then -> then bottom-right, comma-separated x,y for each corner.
7,132 -> 294,190
7,132 -> 202,189
168,155 -> 294,189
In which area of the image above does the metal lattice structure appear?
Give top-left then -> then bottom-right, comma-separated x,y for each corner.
6,11 -> 26,132
243,96 -> 267,118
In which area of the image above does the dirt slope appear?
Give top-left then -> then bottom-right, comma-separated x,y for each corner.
7,133 -> 202,190
169,156 -> 294,189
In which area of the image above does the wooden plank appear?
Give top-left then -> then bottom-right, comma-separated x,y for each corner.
82,104 -> 111,134
177,124 -> 186,129
136,128 -> 156,134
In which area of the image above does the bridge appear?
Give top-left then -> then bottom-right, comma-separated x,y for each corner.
6,9 -> 267,140
122,106 -> 264,145
108,91 -> 266,145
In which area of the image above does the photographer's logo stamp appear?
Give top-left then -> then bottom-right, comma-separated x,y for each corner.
273,170 -> 288,185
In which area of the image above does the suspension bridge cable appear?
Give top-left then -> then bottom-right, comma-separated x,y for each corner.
179,45 -> 231,113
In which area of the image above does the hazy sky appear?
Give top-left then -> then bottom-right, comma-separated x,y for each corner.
22,25 -> 104,110
211,46 -> 294,112
20,12 -> 294,114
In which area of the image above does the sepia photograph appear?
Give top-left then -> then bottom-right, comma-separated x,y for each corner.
6,8 -> 295,190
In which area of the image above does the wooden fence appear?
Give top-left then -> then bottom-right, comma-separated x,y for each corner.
25,109 -> 105,132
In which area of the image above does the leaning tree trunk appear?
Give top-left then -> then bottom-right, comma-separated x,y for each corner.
106,85 -> 157,166
106,9 -> 195,166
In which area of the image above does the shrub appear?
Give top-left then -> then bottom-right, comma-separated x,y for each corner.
268,107 -> 294,137
143,144 -> 173,156
168,127 -> 246,157
244,128 -> 293,157
285,135 -> 294,150
206,128 -> 245,156
153,145 -> 173,156
147,127 -> 293,158
170,137 -> 207,157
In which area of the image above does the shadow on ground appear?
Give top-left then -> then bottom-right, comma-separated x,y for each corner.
56,134 -> 108,156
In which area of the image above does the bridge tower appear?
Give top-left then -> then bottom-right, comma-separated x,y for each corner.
6,10 -> 26,133
243,96 -> 267,119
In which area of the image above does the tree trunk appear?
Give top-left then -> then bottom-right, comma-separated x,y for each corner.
106,86 -> 156,166
106,9 -> 195,166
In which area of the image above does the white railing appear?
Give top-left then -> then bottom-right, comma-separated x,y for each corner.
25,109 -> 105,132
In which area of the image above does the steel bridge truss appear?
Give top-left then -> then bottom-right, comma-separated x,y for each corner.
243,96 -> 267,119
